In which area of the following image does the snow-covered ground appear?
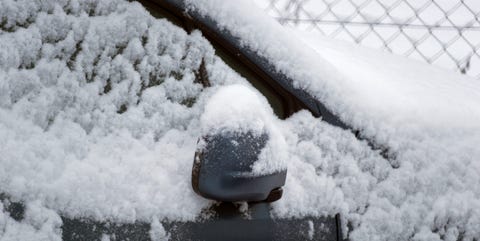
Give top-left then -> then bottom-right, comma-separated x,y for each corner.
1,0 -> 480,240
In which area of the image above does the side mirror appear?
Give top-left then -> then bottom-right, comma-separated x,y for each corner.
191,85 -> 287,203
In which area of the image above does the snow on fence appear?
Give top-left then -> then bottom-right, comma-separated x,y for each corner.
258,0 -> 480,78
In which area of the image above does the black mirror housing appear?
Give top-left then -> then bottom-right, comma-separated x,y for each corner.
192,131 -> 286,203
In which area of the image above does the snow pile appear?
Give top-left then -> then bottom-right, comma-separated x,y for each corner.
200,84 -> 287,174
201,84 -> 273,135
0,201 -> 62,241
288,30 -> 480,240
276,110 -> 480,240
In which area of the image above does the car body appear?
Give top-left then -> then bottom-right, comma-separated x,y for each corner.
1,0 -> 480,241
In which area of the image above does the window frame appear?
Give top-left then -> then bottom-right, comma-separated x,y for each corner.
137,0 -> 346,127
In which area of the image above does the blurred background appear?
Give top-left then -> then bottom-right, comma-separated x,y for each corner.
255,0 -> 480,78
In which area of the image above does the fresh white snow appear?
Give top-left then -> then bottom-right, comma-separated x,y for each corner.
0,201 -> 62,241
1,0 -> 480,240
200,84 -> 287,175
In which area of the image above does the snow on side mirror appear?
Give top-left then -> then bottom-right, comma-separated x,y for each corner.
192,85 -> 287,202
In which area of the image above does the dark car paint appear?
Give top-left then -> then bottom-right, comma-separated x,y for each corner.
192,132 -> 287,202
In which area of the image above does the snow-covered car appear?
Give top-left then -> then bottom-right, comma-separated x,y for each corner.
1,0 -> 480,241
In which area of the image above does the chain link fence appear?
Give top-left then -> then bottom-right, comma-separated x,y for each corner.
258,0 -> 480,78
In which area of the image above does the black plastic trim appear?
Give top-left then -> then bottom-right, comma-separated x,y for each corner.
1,195 -> 343,241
